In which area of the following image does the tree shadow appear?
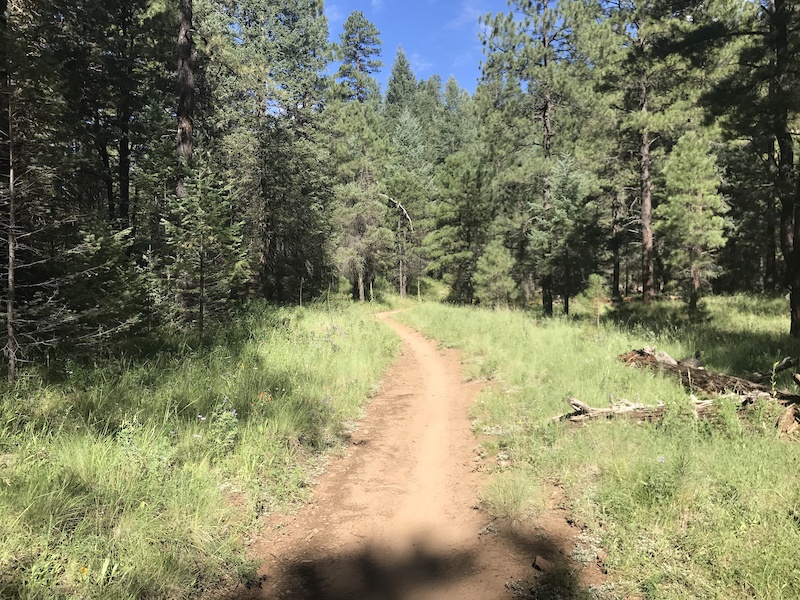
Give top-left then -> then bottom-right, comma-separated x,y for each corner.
220,538 -> 477,600
606,297 -> 800,380
218,521 -> 604,600
498,522 -> 605,600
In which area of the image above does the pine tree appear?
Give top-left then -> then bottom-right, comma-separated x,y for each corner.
426,143 -> 493,303
336,10 -> 383,103
656,130 -> 728,311
385,47 -> 417,120
474,239 -> 515,308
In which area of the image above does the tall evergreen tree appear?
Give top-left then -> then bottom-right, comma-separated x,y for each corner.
656,130 -> 728,311
385,47 -> 417,120
336,10 -> 382,103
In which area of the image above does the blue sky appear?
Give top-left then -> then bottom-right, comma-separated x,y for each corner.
324,0 -> 510,94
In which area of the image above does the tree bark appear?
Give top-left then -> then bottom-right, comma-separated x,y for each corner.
6,134 -> 14,384
640,127 -> 655,302
176,0 -> 194,198
1,0 -> 15,383
767,0 -> 800,336
357,264 -> 365,302
542,273 -> 553,317
119,114 -> 130,222
611,193 -> 621,298
540,25 -> 555,317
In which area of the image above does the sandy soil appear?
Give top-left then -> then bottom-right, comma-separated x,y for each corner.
224,311 -> 605,600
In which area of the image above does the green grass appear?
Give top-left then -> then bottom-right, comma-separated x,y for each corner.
397,296 -> 800,599
0,301 -> 398,599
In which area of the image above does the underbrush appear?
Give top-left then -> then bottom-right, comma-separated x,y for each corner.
0,301 -> 398,599
398,297 -> 800,599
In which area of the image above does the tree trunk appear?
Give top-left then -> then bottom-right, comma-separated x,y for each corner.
6,145 -> 14,384
768,0 -> 800,336
640,126 -> 655,302
5,93 -> 16,384
176,0 -> 194,198
199,233 -> 205,340
1,0 -> 16,383
611,194 -> 621,298
398,213 -> 406,297
689,263 -> 700,312
357,265 -> 365,302
541,78 -> 555,317
94,114 -> 115,219
119,114 -> 130,223
542,274 -> 553,317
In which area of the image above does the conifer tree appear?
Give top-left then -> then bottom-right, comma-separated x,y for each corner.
336,10 -> 383,103
474,239 -> 515,308
656,130 -> 728,311
385,47 -> 417,120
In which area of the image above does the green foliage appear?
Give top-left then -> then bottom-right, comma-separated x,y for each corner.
473,239 -> 516,308
398,296 -> 800,598
162,157 -> 249,336
425,144 -> 493,303
385,47 -> 418,119
657,130 -> 728,309
335,10 -> 383,103
528,155 -> 603,309
0,302 -> 398,598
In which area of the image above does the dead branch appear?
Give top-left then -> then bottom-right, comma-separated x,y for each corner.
619,348 -> 800,405
746,357 -> 799,384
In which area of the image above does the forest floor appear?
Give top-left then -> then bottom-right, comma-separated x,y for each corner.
224,310 -> 606,600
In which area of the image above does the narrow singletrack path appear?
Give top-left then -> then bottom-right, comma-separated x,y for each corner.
233,311 -> 569,600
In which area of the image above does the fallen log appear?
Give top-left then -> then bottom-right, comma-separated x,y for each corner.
619,348 -> 800,405
554,396 -> 667,423
555,395 -> 718,424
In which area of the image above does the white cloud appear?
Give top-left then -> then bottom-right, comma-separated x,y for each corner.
409,52 -> 433,74
371,0 -> 385,10
446,0 -> 486,30
325,2 -> 344,24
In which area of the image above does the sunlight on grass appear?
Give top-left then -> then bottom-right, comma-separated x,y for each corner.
398,296 -> 800,599
0,301 -> 398,599
481,470 -> 545,522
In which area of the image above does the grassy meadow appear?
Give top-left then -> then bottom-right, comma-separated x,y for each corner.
0,301 -> 398,599
397,295 -> 800,599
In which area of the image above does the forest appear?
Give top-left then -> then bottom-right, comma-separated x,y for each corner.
2,0 -> 799,381
3,1 -> 800,598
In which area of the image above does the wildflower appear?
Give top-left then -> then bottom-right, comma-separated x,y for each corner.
657,456 -> 665,463
223,397 -> 229,404
193,434 -> 202,439
198,414 -> 206,421
80,566 -> 88,576
230,409 -> 237,417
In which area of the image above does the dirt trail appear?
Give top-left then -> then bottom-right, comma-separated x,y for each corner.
231,311 -> 598,600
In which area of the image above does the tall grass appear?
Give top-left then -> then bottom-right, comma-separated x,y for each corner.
0,301 -> 398,599
398,297 -> 800,599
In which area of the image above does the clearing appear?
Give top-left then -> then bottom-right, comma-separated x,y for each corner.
229,311 -> 604,600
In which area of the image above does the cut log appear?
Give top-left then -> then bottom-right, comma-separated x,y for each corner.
619,348 -> 800,405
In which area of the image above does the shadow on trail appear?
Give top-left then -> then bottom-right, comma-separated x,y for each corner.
221,537 -> 478,599
286,541 -> 475,600
494,520 -> 605,600
221,525 -> 601,600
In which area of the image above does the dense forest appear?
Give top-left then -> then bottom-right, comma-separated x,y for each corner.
2,0 -> 799,382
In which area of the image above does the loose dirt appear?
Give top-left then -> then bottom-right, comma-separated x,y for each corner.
228,311 -> 606,600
